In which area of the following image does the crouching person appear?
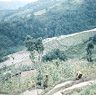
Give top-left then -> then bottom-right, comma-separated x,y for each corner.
43,74 -> 49,89
76,71 -> 82,80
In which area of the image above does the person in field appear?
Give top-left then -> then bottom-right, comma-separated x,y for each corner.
43,74 -> 49,89
76,71 -> 82,80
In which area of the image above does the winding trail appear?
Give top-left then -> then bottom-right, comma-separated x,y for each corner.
42,80 -> 96,95
53,80 -> 96,95
18,79 -> 96,95
43,81 -> 74,95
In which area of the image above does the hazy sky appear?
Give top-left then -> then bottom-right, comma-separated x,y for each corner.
0,0 -> 38,10
0,0 -> 38,3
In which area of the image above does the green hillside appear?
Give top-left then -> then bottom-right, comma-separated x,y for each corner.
0,0 -> 96,59
44,29 -> 96,54
0,0 -> 96,94
0,29 -> 96,95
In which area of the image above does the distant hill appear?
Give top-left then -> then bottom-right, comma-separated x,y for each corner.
0,10 -> 15,21
0,0 -> 96,57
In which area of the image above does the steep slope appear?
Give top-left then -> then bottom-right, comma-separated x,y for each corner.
43,28 -> 96,54
0,29 -> 96,95
0,28 -> 95,68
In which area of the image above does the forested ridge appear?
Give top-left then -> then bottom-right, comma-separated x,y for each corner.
0,0 -> 96,58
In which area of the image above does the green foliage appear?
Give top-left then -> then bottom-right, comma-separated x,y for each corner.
36,71 -> 43,86
25,36 -> 44,62
87,42 -> 94,50
0,64 -> 36,93
87,34 -> 96,45
25,36 -> 44,53
39,60 -> 76,85
1,58 -> 96,93
35,37 -> 44,54
42,49 -> 67,61
25,35 -> 36,52
0,0 -> 96,58
86,41 -> 94,62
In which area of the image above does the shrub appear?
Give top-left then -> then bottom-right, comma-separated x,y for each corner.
89,35 -> 96,45
42,49 -> 67,62
86,41 -> 94,62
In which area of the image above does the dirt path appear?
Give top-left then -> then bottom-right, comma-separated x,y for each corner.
43,81 -> 74,95
18,81 -> 74,95
41,79 -> 96,95
53,80 -> 96,95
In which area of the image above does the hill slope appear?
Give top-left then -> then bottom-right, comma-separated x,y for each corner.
0,28 -> 96,68
0,0 -> 96,59
44,28 -> 96,54
0,28 -> 96,95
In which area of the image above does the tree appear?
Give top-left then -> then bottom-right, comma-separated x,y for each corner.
86,41 -> 94,62
25,35 -> 44,62
35,37 -> 44,62
25,35 -> 36,62
25,36 -> 44,92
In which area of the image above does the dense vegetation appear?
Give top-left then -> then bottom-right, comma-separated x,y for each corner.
42,49 -> 67,61
0,14 -> 45,59
1,58 -> 96,94
0,0 -> 96,59
25,36 -> 44,62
